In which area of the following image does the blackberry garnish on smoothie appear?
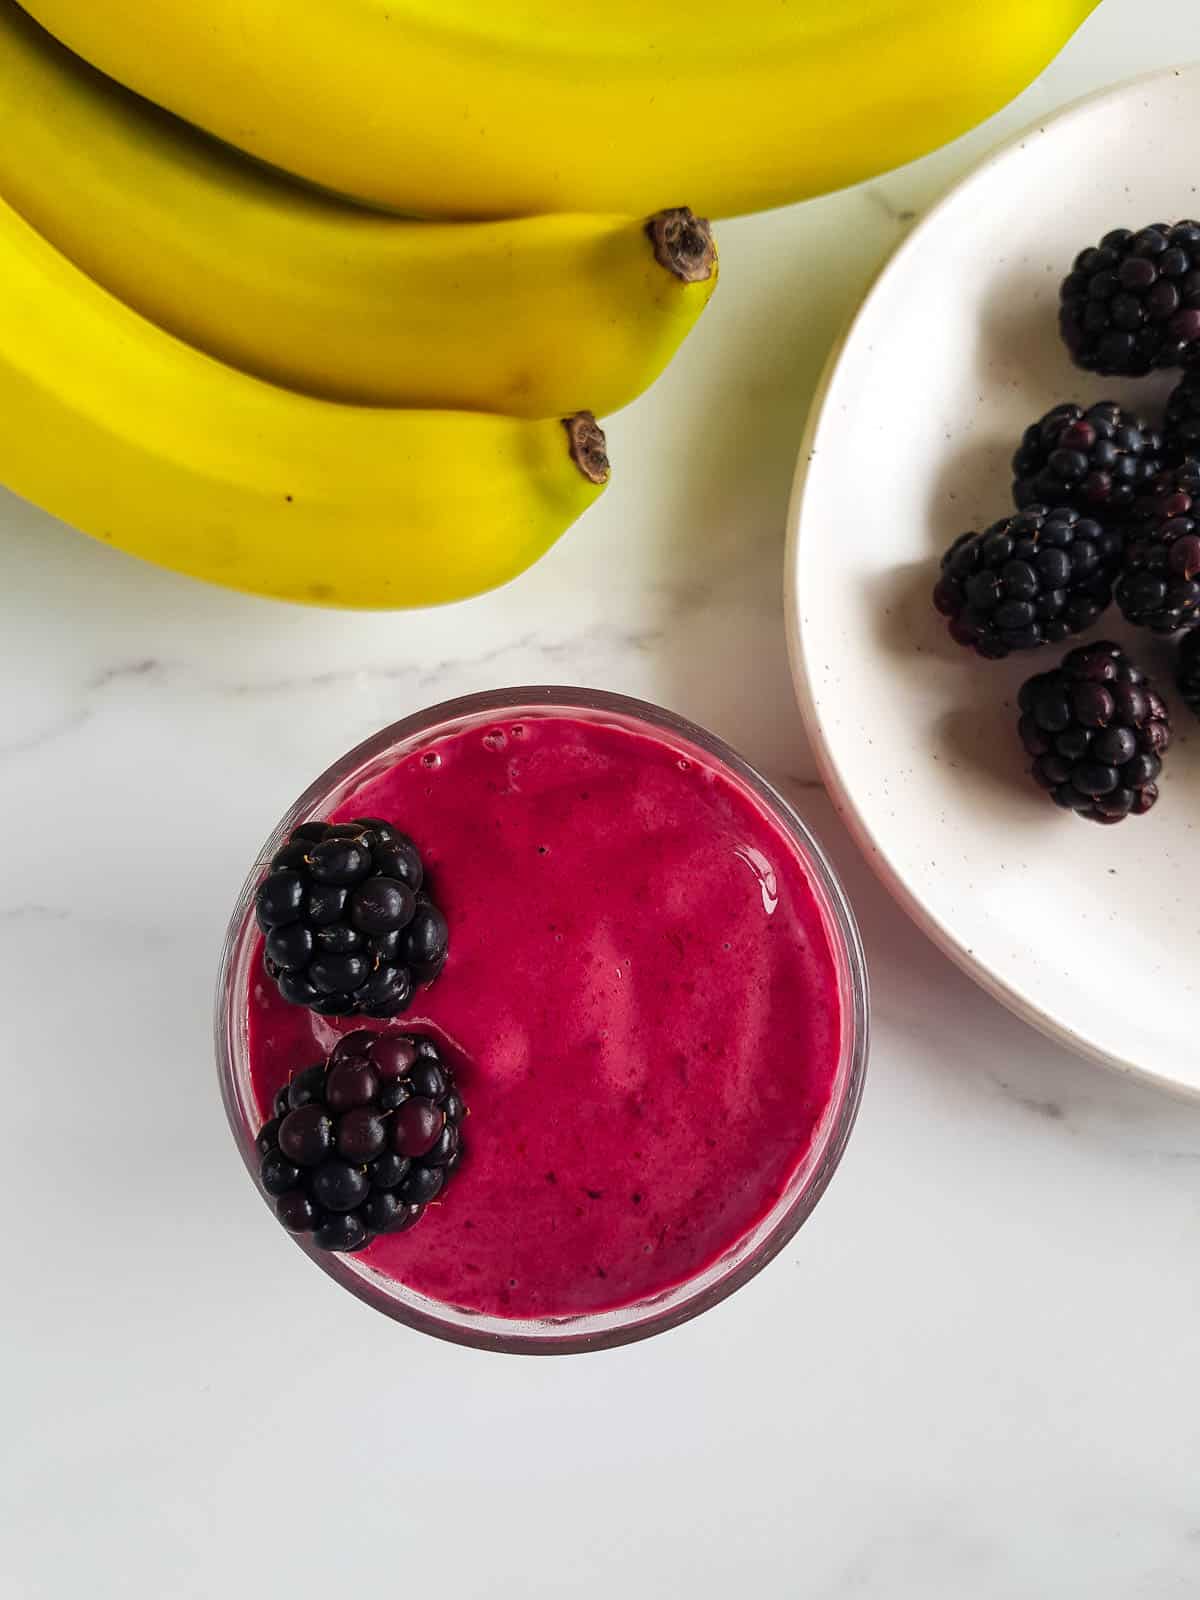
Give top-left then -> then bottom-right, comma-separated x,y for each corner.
255,817 -> 448,1017
256,1031 -> 465,1253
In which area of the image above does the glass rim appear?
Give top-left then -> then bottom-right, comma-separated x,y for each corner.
215,686 -> 870,1355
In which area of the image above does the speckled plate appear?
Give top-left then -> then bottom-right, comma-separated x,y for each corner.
786,66 -> 1200,1095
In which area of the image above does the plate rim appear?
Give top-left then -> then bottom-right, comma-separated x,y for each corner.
784,61 -> 1200,1100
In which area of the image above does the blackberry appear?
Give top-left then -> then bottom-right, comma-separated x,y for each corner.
1012,402 -> 1162,518
255,816 -> 448,1017
1115,463 -> 1200,633
1177,630 -> 1200,719
255,1032 -> 466,1252
933,505 -> 1121,659
1163,372 -> 1200,466
1018,640 -> 1171,823
1059,222 -> 1200,376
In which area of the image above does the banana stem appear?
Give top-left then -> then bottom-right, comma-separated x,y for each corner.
645,208 -> 716,284
564,412 -> 610,485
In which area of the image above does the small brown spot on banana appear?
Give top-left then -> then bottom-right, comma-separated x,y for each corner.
563,412 -> 610,485
645,207 -> 716,284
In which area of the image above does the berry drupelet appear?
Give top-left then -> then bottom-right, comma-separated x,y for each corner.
1177,630 -> 1200,720
254,817 -> 449,1017
933,505 -> 1122,659
1012,401 -> 1162,518
1059,222 -> 1200,376
1114,463 -> 1200,633
1163,372 -> 1200,466
257,1032 -> 466,1252
1018,640 -> 1170,823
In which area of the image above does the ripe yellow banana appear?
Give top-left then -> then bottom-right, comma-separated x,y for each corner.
17,0 -> 1098,220
0,3 -> 714,418
0,194 -> 609,608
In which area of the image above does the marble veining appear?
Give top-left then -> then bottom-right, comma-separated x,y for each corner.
4,5 -> 1200,1595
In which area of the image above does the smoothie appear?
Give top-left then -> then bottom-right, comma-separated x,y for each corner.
247,708 -> 844,1319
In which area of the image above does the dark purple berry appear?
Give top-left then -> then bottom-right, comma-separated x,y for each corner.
308,990 -> 355,1017
443,1092 -> 466,1126
349,817 -> 399,843
396,1164 -> 445,1206
371,837 -> 423,891
934,505 -> 1121,658
324,1058 -> 379,1111
265,922 -> 314,971
1092,726 -> 1137,765
391,1098 -> 445,1158
290,821 -> 330,844
1017,641 -> 1170,822
309,953 -> 369,995
278,971 -> 319,1008
307,837 -> 372,885
423,1120 -> 460,1168
256,1116 -> 282,1154
278,1104 -> 335,1167
400,900 -> 450,972
1072,683 -> 1114,726
1013,401 -> 1161,518
368,1152 -> 412,1190
287,1061 -> 328,1110
1073,762 -> 1119,796
276,1190 -> 318,1232
311,1160 -> 370,1213
260,1148 -> 302,1196
365,1191 -> 420,1233
271,840 -> 310,871
350,877 -> 416,934
379,1080 -> 413,1110
1116,463 -> 1200,631
1164,372 -> 1200,465
336,1107 -> 387,1161
312,923 -> 362,956
253,813 -> 444,1020
313,1212 -> 369,1253
257,1034 -> 463,1252
305,883 -> 348,927
372,1034 -> 418,1081
255,870 -> 304,929
1177,629 -> 1200,717
408,1061 -> 447,1101
366,930 -> 403,963
358,963 -> 414,1018
1060,222 -> 1200,374
330,1029 -> 378,1065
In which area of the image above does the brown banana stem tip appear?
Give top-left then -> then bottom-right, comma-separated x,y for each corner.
564,412 -> 610,485
645,207 -> 716,284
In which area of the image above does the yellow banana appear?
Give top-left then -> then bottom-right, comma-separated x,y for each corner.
0,195 -> 609,608
17,0 -> 1098,220
0,3 -> 714,418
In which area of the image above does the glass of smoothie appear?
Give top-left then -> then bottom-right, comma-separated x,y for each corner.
216,688 -> 868,1353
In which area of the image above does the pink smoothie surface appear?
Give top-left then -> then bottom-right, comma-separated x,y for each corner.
247,709 -> 844,1319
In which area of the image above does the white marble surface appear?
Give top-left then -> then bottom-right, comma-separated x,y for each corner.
4,5 -> 1200,1595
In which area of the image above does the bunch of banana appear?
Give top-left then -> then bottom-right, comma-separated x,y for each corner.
1,0 -> 1097,608
17,0 -> 1098,219
0,3 -> 722,606
0,5 -> 716,415
0,192 -> 610,608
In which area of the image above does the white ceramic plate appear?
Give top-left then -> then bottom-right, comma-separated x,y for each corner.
787,67 -> 1200,1095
